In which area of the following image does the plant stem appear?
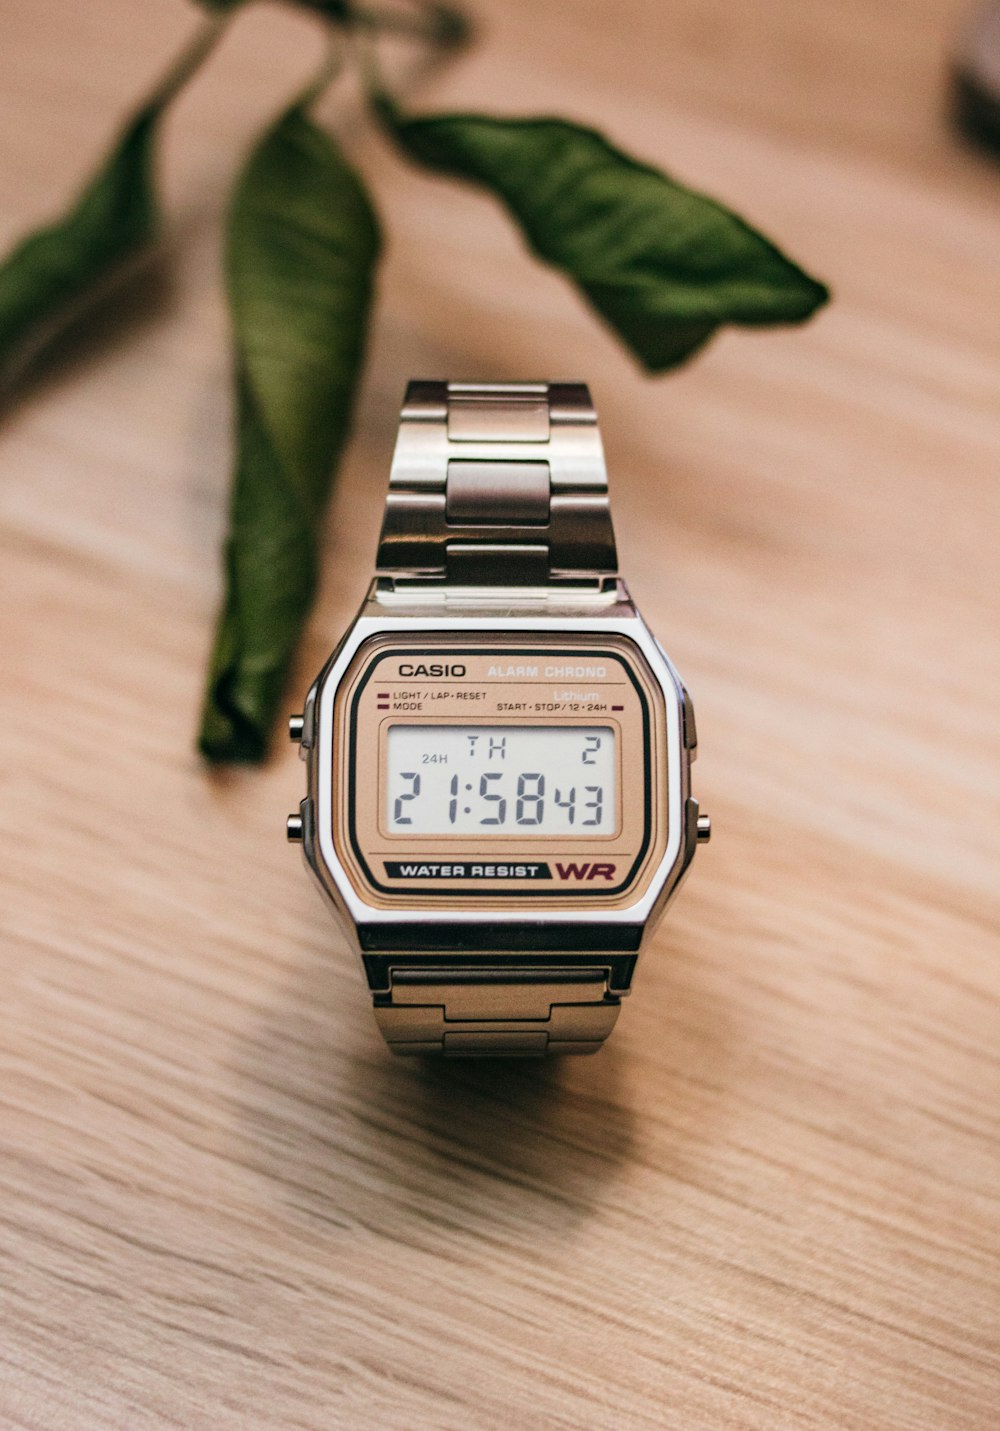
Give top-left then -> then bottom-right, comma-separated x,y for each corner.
345,0 -> 471,50
292,35 -> 348,112
143,14 -> 231,114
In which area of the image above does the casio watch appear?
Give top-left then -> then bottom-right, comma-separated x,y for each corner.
287,381 -> 710,1056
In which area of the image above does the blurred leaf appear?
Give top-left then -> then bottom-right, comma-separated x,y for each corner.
0,108 -> 159,387
195,0 -> 468,41
0,20 -> 224,391
197,0 -> 349,17
199,102 -> 380,762
379,103 -> 829,370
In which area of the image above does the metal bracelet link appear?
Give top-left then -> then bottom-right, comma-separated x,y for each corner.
373,966 -> 622,1056
376,380 -> 618,587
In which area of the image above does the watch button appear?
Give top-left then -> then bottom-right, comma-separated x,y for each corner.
289,713 -> 305,742
286,813 -> 304,843
696,813 -> 712,843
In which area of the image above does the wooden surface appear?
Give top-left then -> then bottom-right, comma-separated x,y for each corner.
2,1 -> 999,1427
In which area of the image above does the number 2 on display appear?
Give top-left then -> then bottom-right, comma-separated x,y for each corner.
394,771 -> 420,824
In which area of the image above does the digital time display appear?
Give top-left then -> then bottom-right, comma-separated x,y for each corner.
385,725 -> 617,835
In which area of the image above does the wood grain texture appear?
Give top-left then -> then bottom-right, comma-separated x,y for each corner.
2,1 -> 999,1427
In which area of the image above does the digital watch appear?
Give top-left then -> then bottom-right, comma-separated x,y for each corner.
287,381 -> 710,1056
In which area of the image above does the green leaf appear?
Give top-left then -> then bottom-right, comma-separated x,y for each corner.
0,20 -> 223,390
0,107 -> 159,386
379,103 -> 829,371
199,103 -> 380,762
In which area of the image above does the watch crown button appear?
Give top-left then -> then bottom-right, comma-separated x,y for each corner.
289,713 -> 305,742
696,813 -> 712,843
286,813 -> 304,843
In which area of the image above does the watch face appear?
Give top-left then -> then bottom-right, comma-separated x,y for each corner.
384,724 -> 618,835
327,632 -> 671,909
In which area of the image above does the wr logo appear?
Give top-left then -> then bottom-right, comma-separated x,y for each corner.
554,862 -> 616,881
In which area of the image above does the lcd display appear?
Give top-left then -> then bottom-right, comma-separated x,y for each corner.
385,725 -> 617,835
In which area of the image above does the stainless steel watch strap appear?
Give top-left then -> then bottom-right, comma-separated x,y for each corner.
376,380 -> 618,588
373,966 -> 621,1056
371,381 -> 622,1056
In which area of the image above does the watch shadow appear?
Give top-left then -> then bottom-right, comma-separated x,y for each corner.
228,937 -> 641,1244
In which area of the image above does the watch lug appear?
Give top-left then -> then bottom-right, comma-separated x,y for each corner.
682,797 -> 701,873
360,951 -> 641,997
363,575 -> 636,618
303,684 -> 318,749
681,684 -> 698,756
